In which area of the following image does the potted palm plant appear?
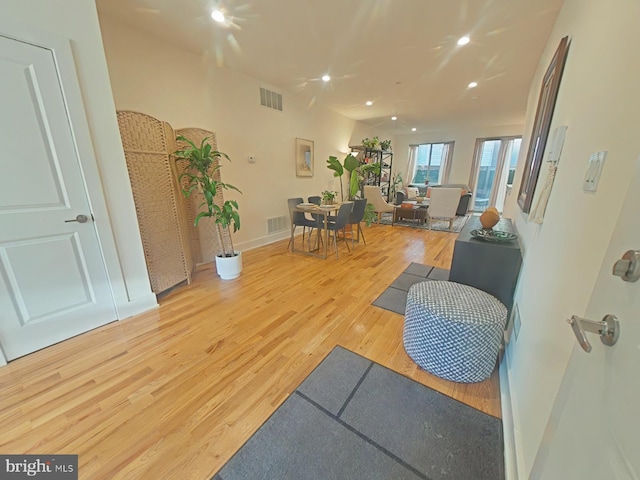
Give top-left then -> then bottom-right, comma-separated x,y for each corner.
174,135 -> 242,280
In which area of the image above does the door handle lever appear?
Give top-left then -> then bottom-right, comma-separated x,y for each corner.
567,314 -> 620,353
65,214 -> 89,223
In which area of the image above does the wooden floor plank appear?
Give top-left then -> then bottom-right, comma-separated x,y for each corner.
0,222 -> 500,479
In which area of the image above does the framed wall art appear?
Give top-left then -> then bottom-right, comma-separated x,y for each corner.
295,138 -> 314,177
518,36 -> 569,213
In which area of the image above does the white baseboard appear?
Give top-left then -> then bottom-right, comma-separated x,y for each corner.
500,354 -> 519,480
115,293 -> 158,320
235,231 -> 291,252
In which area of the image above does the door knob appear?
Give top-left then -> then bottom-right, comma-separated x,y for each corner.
612,250 -> 640,282
65,214 -> 89,223
567,314 -> 620,353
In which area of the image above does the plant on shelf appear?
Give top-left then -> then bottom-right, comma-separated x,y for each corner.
362,136 -> 380,150
174,135 -> 242,280
321,190 -> 337,205
351,162 -> 381,200
380,139 -> 392,151
326,153 -> 381,201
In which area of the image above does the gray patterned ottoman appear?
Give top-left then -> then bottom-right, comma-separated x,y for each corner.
403,281 -> 507,383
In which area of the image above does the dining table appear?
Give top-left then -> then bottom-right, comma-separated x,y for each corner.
290,203 -> 340,259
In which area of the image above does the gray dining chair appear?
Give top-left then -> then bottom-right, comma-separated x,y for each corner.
327,202 -> 353,258
307,195 -> 323,225
287,197 -> 321,251
346,198 -> 367,246
307,195 -> 324,250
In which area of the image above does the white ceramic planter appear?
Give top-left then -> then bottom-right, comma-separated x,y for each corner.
215,251 -> 242,280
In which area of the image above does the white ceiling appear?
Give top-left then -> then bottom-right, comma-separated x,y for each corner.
96,0 -> 563,134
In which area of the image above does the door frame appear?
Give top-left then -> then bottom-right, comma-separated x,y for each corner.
0,21 -> 131,365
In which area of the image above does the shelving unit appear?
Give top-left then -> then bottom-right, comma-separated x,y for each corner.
350,146 -> 394,202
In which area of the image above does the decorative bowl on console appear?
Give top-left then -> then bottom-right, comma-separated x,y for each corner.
470,228 -> 518,243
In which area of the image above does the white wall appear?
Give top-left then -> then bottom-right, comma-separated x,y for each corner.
98,17 -> 388,254
1,0 -> 156,318
502,0 -> 640,475
393,124 -> 524,188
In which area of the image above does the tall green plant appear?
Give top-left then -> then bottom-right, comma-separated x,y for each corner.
326,154 -> 380,226
326,156 -> 344,200
390,172 -> 404,200
327,153 -> 359,201
174,136 -> 241,258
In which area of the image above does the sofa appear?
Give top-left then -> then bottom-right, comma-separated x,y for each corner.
398,184 -> 472,216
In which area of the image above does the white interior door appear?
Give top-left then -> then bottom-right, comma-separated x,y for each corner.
0,35 -> 116,361
531,156 -> 640,479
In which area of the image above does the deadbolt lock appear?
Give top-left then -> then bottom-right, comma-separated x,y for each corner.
612,250 -> 640,282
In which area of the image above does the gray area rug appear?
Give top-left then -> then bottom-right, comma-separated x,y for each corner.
214,346 -> 504,480
379,212 -> 469,233
372,263 -> 450,315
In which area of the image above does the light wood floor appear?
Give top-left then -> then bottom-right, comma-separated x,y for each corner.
0,223 -> 500,479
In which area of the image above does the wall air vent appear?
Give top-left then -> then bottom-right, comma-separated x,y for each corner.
267,215 -> 288,234
260,87 -> 283,112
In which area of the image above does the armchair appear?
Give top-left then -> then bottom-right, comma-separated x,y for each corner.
363,185 -> 395,224
427,188 -> 462,231
406,183 -> 472,215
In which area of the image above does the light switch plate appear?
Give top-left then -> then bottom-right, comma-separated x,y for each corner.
583,151 -> 607,193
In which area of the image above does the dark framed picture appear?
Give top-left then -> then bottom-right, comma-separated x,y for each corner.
518,36 -> 569,213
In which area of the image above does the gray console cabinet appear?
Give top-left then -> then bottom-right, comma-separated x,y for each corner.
449,216 -> 522,313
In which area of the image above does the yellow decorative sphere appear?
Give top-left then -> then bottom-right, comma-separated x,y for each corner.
480,208 -> 500,229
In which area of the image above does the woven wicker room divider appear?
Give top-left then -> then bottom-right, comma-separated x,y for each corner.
116,111 -> 192,294
174,128 -> 230,263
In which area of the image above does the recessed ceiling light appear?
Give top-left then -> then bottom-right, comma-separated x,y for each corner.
391,116 -> 397,121
322,74 -> 331,82
366,100 -> 373,106
457,36 -> 470,46
468,81 -> 478,89
211,9 -> 225,23
411,127 -> 417,132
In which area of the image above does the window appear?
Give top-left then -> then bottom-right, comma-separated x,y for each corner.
470,137 -> 521,212
507,139 -> 521,186
411,142 -> 454,184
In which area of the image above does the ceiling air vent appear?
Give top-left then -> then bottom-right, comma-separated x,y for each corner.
260,87 -> 283,112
